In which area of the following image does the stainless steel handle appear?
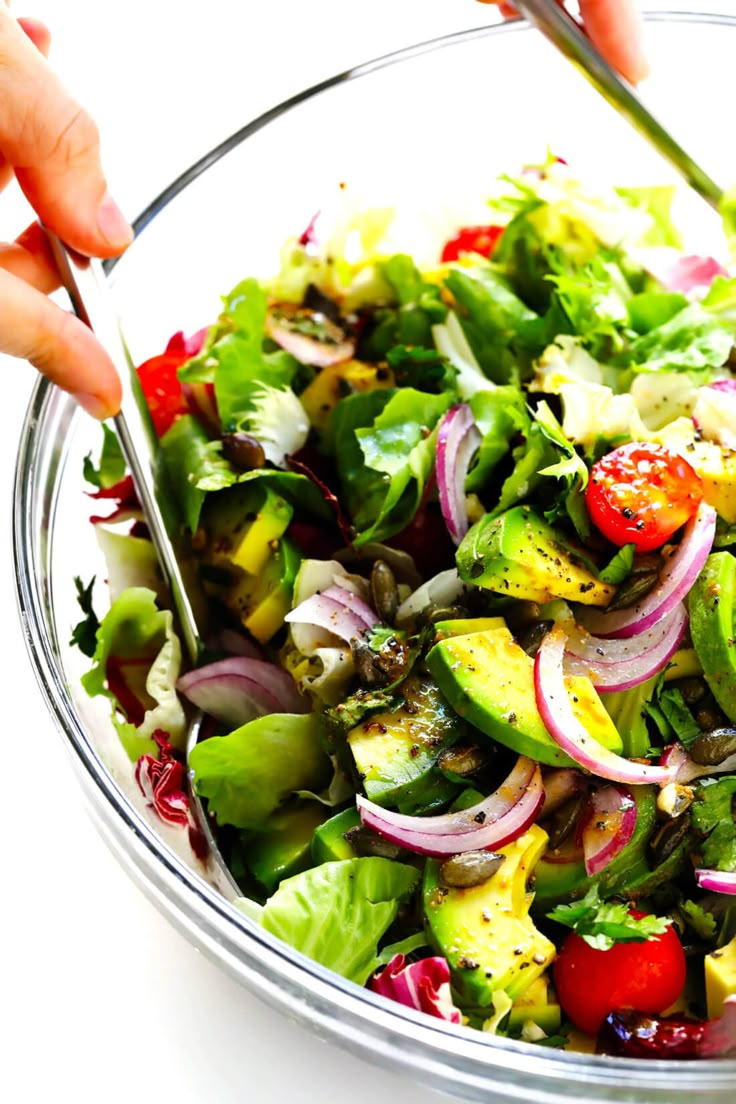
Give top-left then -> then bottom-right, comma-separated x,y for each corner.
511,0 -> 724,212
45,231 -> 204,667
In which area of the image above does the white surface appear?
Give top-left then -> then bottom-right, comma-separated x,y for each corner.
0,3 -> 717,1104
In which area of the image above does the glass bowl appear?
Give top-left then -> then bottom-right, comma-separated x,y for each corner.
14,11 -> 736,1102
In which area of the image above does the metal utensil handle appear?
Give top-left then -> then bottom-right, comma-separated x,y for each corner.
45,231 -> 203,667
511,0 -> 724,212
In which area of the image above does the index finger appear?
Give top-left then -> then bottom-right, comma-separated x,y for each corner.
0,9 -> 133,256
579,0 -> 649,84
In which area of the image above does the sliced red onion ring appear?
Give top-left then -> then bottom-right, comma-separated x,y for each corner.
695,869 -> 736,895
563,604 -> 688,691
285,582 -> 379,643
659,742 -> 736,783
265,315 -> 355,368
577,502 -> 716,640
369,954 -> 462,1024
356,756 -> 544,857
535,629 -> 677,785
436,403 -> 481,546
581,784 -> 637,876
177,656 -> 308,727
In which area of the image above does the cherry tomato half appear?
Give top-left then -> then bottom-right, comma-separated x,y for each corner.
440,224 -> 504,263
553,913 -> 687,1036
136,352 -> 190,437
586,442 -> 703,553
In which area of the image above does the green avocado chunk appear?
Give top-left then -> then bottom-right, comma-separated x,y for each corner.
347,676 -> 462,813
507,976 -> 562,1036
531,784 -> 658,911
423,825 -> 555,1007
311,807 -> 362,863
456,505 -> 615,606
689,551 -> 736,724
426,626 -> 623,768
247,803 -> 327,893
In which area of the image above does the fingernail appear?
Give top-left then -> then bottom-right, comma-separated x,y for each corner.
73,391 -> 114,420
97,191 -> 134,250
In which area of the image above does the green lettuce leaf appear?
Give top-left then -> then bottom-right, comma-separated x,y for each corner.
623,303 -> 733,375
83,423 -> 126,490
466,386 -> 528,494
359,254 -> 447,359
189,713 -> 332,830
444,262 -> 537,385
81,587 -> 186,760
260,856 -> 419,984
332,388 -> 451,545
160,413 -> 335,530
615,185 -> 684,248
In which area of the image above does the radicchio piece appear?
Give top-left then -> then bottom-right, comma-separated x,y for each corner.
88,474 -> 140,525
597,996 -> 736,1059
165,328 -> 208,359
369,954 -> 462,1025
135,731 -> 190,828
655,254 -> 729,299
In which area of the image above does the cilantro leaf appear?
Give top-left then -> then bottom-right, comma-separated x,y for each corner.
679,898 -> 718,941
692,777 -> 736,873
547,884 -> 671,951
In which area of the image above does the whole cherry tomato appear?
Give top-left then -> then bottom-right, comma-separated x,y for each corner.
585,442 -> 703,553
553,913 -> 687,1035
440,224 -> 504,263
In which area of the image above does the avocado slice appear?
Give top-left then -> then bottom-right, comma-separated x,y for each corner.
311,806 -> 362,863
689,551 -> 736,724
456,505 -> 615,606
348,676 -> 462,813
432,616 -> 506,641
426,626 -> 623,768
507,976 -> 562,1036
705,934 -> 736,1019
247,803 -> 327,893
531,784 -> 658,911
423,824 -> 556,1007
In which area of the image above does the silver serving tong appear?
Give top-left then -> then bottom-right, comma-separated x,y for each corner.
46,231 -> 241,899
511,0 -> 724,212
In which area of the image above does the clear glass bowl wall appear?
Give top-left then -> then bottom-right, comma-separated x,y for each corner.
14,13 -> 736,1103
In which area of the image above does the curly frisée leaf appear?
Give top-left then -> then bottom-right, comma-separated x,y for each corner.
547,884 -> 672,951
260,857 -> 419,984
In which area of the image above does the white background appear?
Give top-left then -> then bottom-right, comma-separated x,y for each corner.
0,3 -> 716,1104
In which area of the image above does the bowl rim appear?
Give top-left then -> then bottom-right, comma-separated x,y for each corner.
15,11 -> 736,1102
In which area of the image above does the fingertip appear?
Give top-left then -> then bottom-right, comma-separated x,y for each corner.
72,388 -> 121,420
17,16 -> 50,57
96,191 -> 135,254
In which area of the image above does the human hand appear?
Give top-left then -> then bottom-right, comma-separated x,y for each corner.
0,8 -> 132,418
476,0 -> 649,85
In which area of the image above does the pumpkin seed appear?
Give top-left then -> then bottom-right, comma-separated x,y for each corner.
439,851 -> 506,888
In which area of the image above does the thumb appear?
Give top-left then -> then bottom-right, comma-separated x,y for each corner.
0,9 -> 133,257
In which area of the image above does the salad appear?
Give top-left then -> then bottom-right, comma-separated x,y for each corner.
74,155 -> 736,1058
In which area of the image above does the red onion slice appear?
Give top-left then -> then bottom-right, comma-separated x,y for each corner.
577,502 -> 716,640
177,656 -> 308,727
285,583 -> 379,643
265,315 -> 356,368
563,604 -> 688,691
581,784 -> 637,876
369,954 -> 462,1024
535,629 -> 677,785
356,756 -> 544,857
659,742 -> 736,783
695,869 -> 736,895
436,403 -> 481,545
